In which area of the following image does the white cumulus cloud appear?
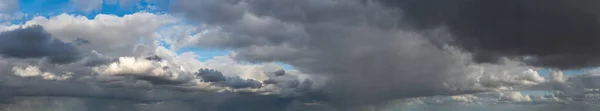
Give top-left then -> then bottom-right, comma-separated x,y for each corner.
12,66 -> 73,80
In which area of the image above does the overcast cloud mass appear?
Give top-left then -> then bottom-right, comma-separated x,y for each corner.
1,0 -> 600,111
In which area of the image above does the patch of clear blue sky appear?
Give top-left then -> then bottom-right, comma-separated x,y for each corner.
18,0 -> 169,19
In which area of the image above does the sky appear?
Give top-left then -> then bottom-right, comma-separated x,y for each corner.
1,0 -> 600,111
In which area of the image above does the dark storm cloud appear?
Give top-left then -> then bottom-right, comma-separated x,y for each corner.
145,55 -> 163,61
263,79 -> 278,84
0,25 -> 81,64
376,0 -> 600,69
133,75 -> 189,85
196,68 -> 263,89
273,69 -> 285,76
172,0 -> 481,108
73,38 -> 91,45
216,76 -> 263,89
196,68 -> 227,82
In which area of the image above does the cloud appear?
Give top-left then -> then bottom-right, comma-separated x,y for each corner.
1,2 -> 343,110
94,56 -> 192,85
70,0 -> 104,13
84,45 -> 320,97
23,12 -> 175,57
104,0 -> 143,8
0,25 -> 82,64
0,0 -> 23,21
273,69 -> 285,76
170,0 -> 553,108
477,68 -> 546,89
544,73 -> 600,100
0,50 -> 326,111
196,68 -> 226,82
195,68 -> 262,89
376,0 -> 600,69
5,0 -> 598,110
551,70 -> 568,83
449,94 -> 479,103
12,65 -> 73,80
499,91 -> 532,102
0,0 -> 18,13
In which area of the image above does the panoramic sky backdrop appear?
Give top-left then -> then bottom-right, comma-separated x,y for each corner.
1,0 -> 600,111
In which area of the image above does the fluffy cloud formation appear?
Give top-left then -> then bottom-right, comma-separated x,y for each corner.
94,56 -> 191,85
0,11 -> 325,111
196,68 -> 262,89
1,48 -> 322,111
22,12 -> 174,57
477,68 -> 545,89
12,65 -> 73,80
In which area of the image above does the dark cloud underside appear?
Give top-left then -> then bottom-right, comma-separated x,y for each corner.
0,25 -> 81,64
378,0 -> 600,69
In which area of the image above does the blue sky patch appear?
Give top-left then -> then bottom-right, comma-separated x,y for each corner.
16,0 -> 167,20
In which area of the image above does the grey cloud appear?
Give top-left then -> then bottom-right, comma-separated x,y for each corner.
0,75 -> 332,111
107,71 -> 192,86
196,68 -> 262,89
133,75 -> 189,85
0,57 -> 310,107
0,25 -> 82,64
196,68 -> 227,82
0,50 -> 106,83
273,69 -> 285,76
545,74 -> 600,100
0,11 -> 332,111
376,0 -> 600,69
79,53 -> 113,67
70,0 -> 103,13
263,79 -> 278,84
145,55 -> 163,61
172,0 -> 481,108
216,76 -> 263,89
73,38 -> 91,45
0,0 -> 18,13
